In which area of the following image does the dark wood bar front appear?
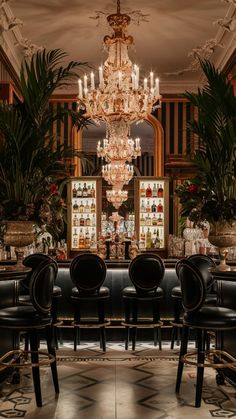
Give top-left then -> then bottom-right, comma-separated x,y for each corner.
55,259 -> 179,337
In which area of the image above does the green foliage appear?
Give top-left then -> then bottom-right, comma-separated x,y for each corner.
176,59 -> 236,223
0,48 -> 91,239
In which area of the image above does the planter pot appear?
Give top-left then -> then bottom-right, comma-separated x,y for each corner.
208,221 -> 236,271
4,221 -> 36,267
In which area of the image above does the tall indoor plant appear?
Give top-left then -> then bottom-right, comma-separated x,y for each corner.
0,48 -> 91,260
175,59 -> 236,269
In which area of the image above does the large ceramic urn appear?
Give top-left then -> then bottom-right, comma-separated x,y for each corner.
208,221 -> 236,271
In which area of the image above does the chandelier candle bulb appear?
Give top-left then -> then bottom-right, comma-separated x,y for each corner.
83,75 -> 88,90
150,71 -> 154,89
144,78 -> 148,91
99,66 -> 104,89
78,79 -> 83,99
155,78 -> 159,96
131,72 -> 135,89
91,72 -> 95,90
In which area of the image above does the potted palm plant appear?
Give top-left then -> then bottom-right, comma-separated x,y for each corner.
0,48 -> 91,265
175,59 -> 236,270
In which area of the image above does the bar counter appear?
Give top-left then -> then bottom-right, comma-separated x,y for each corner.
55,258 -> 179,324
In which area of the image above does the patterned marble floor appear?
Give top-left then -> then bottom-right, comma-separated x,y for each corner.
0,342 -> 236,419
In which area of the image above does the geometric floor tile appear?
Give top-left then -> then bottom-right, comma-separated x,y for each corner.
0,342 -> 236,419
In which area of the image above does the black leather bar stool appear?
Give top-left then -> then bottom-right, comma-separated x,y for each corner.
0,260 -> 59,407
175,259 -> 236,408
70,253 -> 110,352
122,253 -> 165,351
22,253 -> 62,348
170,254 -> 216,349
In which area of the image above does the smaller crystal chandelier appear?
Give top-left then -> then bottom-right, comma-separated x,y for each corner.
102,162 -> 134,186
97,136 -> 141,163
97,119 -> 141,168
106,188 -> 128,209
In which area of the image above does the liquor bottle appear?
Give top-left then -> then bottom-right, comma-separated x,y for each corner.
79,214 -> 85,226
85,200 -> 90,213
73,229 -> 78,248
87,184 -> 92,197
90,199 -> 96,213
157,213 -> 163,226
140,227 -> 146,246
91,183 -> 95,198
152,214 -> 158,226
79,201 -> 84,213
145,183 -> 152,198
140,214 -> 145,226
85,228 -> 90,249
79,228 -> 85,249
154,229 -> 161,249
91,214 -> 96,227
152,183 -> 158,198
73,214 -> 79,226
90,228 -> 96,249
151,201 -> 157,213
146,200 -> 151,213
77,183 -> 82,198
140,182 -> 146,197
82,182 -> 88,197
157,199 -> 163,213
158,183 -> 164,198
140,200 -> 145,212
151,229 -> 156,248
72,183 -> 77,198
85,214 -> 91,226
146,228 -> 152,249
146,213 -> 152,226
73,200 -> 79,212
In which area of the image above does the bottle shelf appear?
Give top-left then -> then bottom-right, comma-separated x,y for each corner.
136,177 -> 169,251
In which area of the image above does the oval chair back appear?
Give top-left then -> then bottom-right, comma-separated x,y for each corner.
187,254 -> 216,290
70,253 -> 107,293
178,259 -> 206,313
23,253 -> 58,292
129,253 -> 165,293
29,260 -> 56,315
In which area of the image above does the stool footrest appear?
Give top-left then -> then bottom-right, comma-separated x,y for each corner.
182,349 -> 236,370
0,349 -> 55,368
73,320 -> 110,328
121,320 -> 163,328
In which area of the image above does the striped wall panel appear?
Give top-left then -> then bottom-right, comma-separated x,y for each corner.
156,100 -> 195,157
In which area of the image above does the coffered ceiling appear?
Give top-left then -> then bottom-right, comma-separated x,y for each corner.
1,0 -> 236,93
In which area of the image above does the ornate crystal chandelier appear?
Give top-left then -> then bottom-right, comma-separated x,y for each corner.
77,1 -> 161,124
102,161 -> 134,186
106,188 -> 128,210
77,0 -> 161,208
97,120 -> 141,163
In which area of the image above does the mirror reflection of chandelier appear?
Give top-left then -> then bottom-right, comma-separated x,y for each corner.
77,0 -> 161,208
106,189 -> 128,210
102,162 -> 134,186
